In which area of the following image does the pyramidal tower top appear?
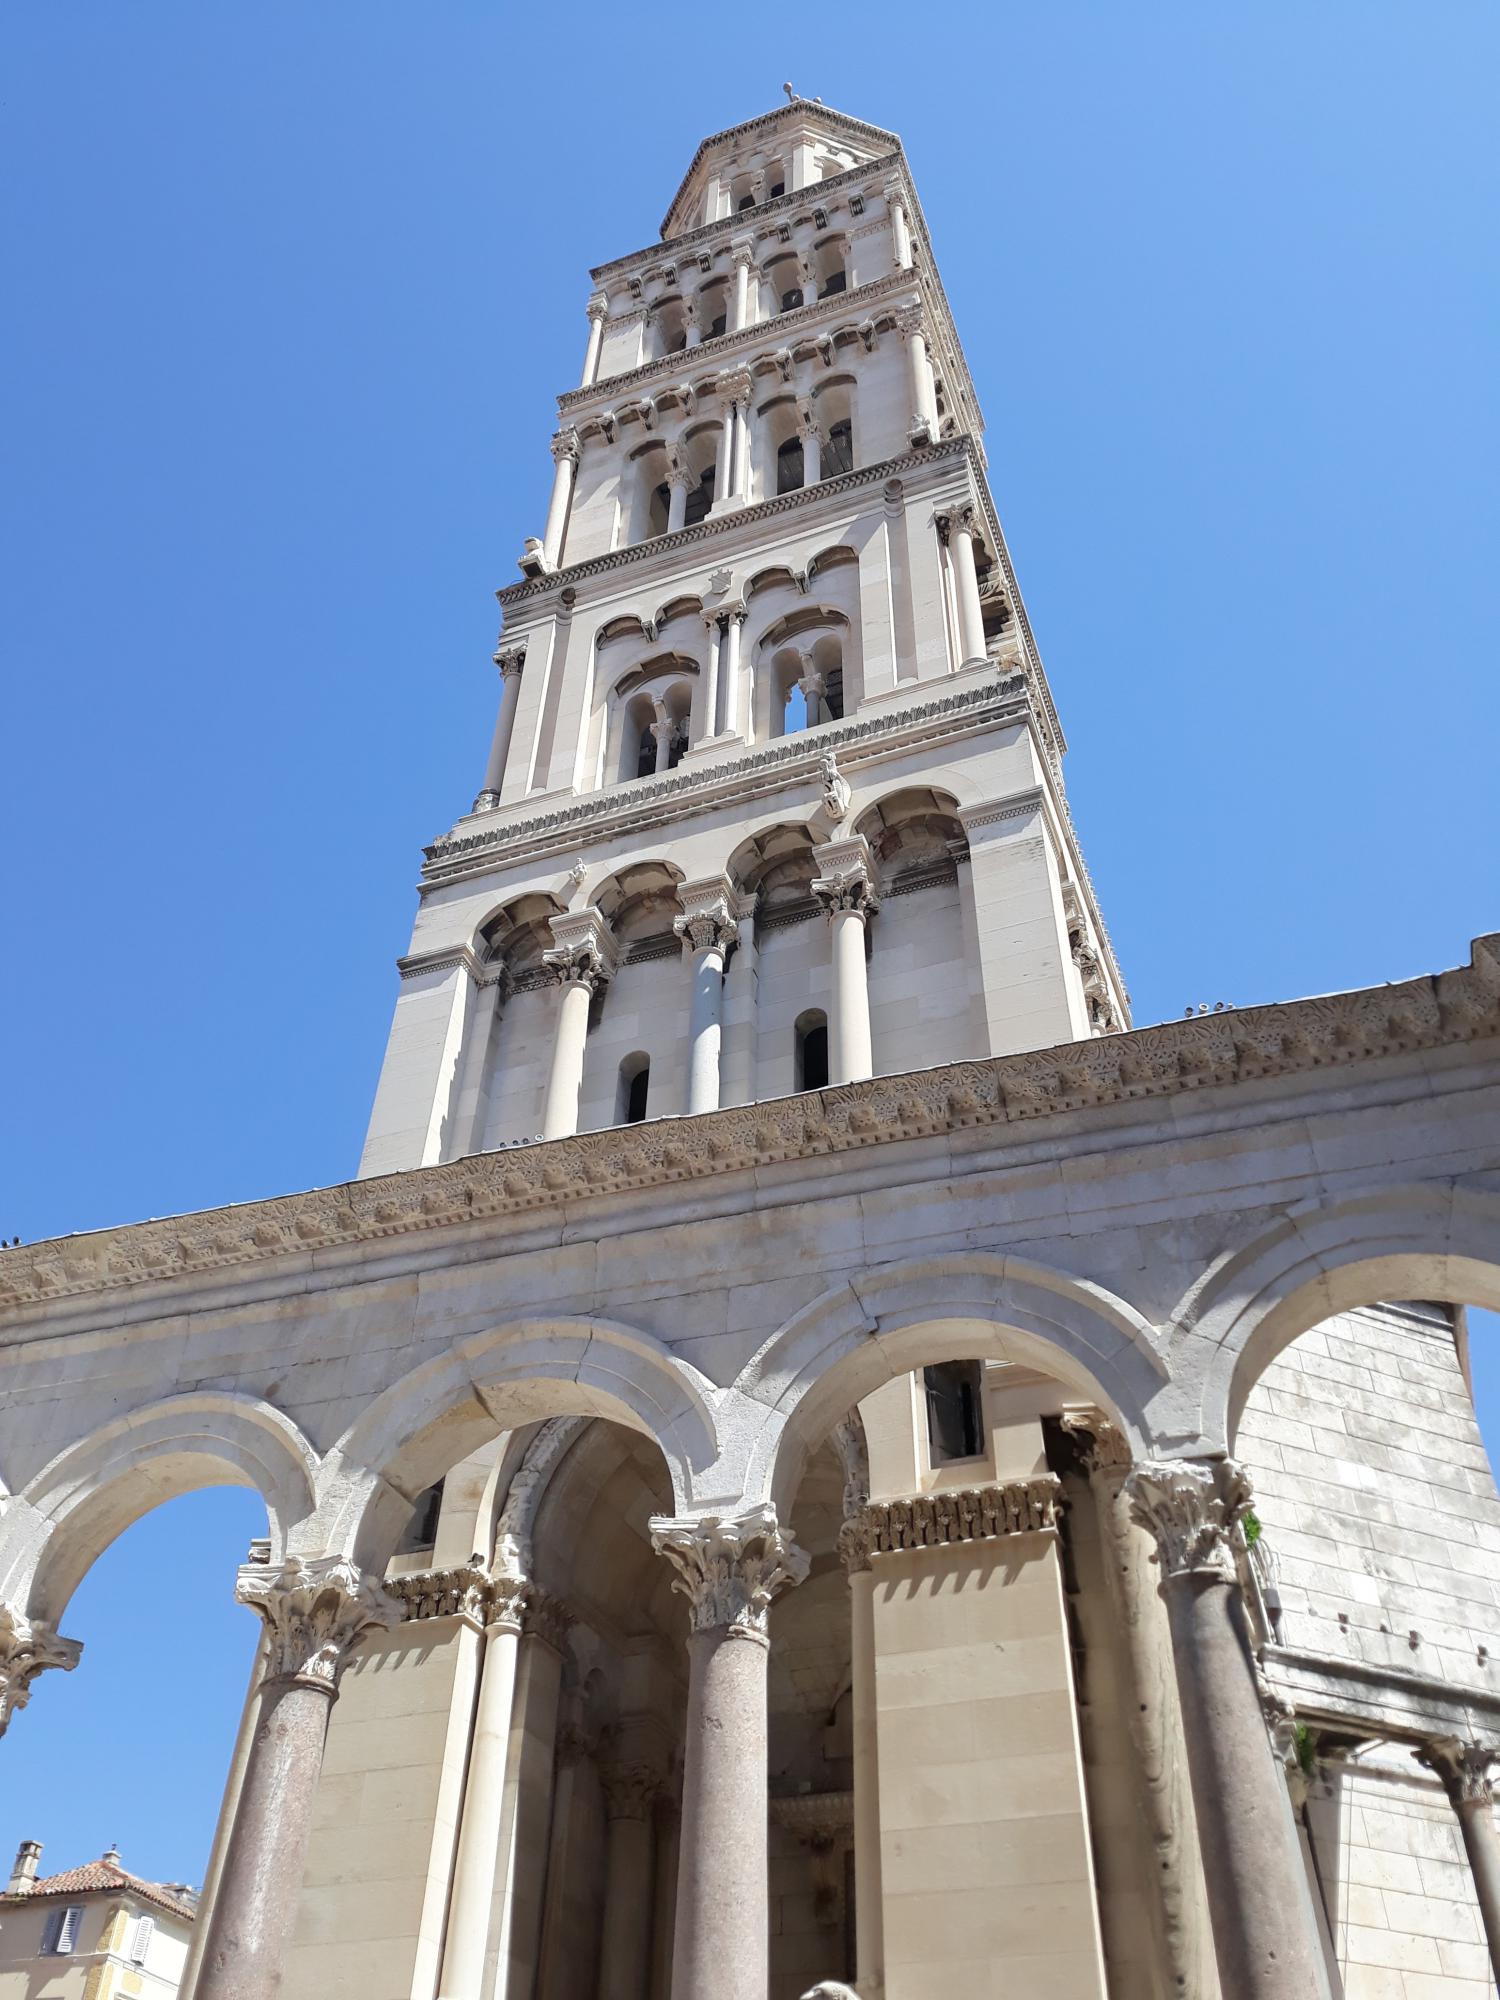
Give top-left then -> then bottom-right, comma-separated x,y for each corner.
359,98 -> 1130,1176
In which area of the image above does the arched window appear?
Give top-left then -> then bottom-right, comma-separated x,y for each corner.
648,481 -> 671,539
635,719 -> 656,780
684,466 -> 714,527
823,418 -> 854,477
795,1010 -> 829,1091
780,282 -> 804,313
776,436 -> 804,495
737,192 -> 755,213
617,1053 -> 651,1125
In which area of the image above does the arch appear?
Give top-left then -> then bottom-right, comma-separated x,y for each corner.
473,889 -> 567,973
591,857 -> 686,941
728,1253 -> 1165,1517
1166,1182 -> 1500,1450
0,1393 -> 320,1626
319,1315 -> 722,1572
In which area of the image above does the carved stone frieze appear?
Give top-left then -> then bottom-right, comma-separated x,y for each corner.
1126,1460 -> 1253,1583
0,1606 -> 83,1737
858,1478 -> 1060,1557
649,1506 -> 809,1643
236,1556 -> 400,1693
387,1560 -> 530,1632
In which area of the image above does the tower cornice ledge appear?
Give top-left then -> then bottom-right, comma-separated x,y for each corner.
0,935 -> 1494,1319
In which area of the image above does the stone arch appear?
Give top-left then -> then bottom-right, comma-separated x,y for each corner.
729,1253 -> 1165,1517
318,1315 -> 721,1572
0,1392 -> 320,1626
1167,1181 -> 1500,1450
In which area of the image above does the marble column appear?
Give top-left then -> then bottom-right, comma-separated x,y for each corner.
539,912 -> 617,1140
701,613 -> 724,739
812,839 -> 880,1085
473,646 -> 526,811
581,296 -> 608,388
715,390 -> 737,505
436,1572 -> 528,2000
599,1761 -> 662,2000
720,606 -> 746,738
800,417 -> 824,486
1418,1737 -> 1500,1982
838,1515 -> 885,1996
1063,1416 -> 1217,1999
731,240 -> 756,331
650,1508 -> 808,2000
666,463 -> 693,536
943,507 -> 988,666
1128,1461 -> 1332,2000
684,300 -> 702,348
897,307 -> 937,444
195,1558 -> 398,2000
673,883 -> 737,1115
541,428 -> 581,570
651,712 -> 675,775
885,181 -> 913,269
0,1604 -> 81,1738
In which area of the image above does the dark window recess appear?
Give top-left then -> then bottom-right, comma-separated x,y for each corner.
823,419 -> 854,477
776,436 -> 804,495
636,724 -> 656,779
684,468 -> 714,527
797,1019 -> 829,1091
707,308 -> 727,338
666,726 -> 686,770
737,193 -> 755,212
781,286 -> 804,312
824,664 -> 845,720
625,1064 -> 650,1123
399,1479 -> 444,1552
924,1361 -> 984,1463
769,180 -> 786,199
818,268 -> 847,298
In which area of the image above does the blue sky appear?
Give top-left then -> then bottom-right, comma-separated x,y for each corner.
2,4 -> 1496,1887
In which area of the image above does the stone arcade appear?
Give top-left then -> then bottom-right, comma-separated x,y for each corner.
3,98 -> 1499,2000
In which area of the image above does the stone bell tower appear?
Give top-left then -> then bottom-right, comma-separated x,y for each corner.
358,97 -> 1129,1180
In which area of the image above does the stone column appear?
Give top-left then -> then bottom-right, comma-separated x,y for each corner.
651,709 -> 676,775
684,299 -> 702,348
0,1605 -> 82,1738
1128,1461 -> 1332,2000
581,296 -> 608,388
1417,1737 -> 1500,1982
1063,1416 -> 1218,1999
715,386 -> 737,505
539,912 -> 617,1140
942,507 -> 988,666
673,882 -> 737,1115
541,428 -> 581,570
650,1795 -> 681,2000
884,179 -> 913,269
838,1516 -> 885,1996
812,838 -> 880,1085
599,1761 -> 663,2000
732,240 -> 756,331
666,463 -> 694,536
649,1509 -> 808,2000
195,1558 -> 398,2000
720,605 -> 746,738
473,646 -> 526,811
897,306 -> 937,445
436,1572 -> 528,2000
797,659 -> 826,727
733,396 -> 753,502
701,614 -> 723,739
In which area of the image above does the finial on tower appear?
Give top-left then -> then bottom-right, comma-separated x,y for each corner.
782,81 -> 796,103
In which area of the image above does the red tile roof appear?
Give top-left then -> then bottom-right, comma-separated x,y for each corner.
1,1858 -> 196,1921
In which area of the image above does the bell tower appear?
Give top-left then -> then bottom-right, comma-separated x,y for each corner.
359,98 -> 1128,1179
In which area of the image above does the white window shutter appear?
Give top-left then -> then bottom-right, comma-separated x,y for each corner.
55,1906 -> 82,1954
131,1915 -> 155,1964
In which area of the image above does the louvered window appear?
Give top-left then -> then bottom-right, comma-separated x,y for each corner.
42,1905 -> 84,1955
131,1914 -> 156,1963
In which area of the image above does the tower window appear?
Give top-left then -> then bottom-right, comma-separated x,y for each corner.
776,436 -> 804,495
617,1053 -> 651,1124
823,418 -> 854,477
824,664 -> 845,721
769,179 -> 785,199
924,1361 -> 984,1464
818,268 -> 847,298
635,721 -> 656,779
684,467 -> 714,527
780,285 -> 804,313
398,1479 -> 445,1553
737,192 -> 755,212
795,1010 -> 829,1091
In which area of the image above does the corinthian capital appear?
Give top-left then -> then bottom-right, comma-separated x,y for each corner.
1418,1736 -> 1500,1808
236,1556 -> 398,1692
542,909 -> 619,994
1126,1459 -> 1252,1583
0,1605 -> 83,1737
649,1506 -> 808,1644
550,427 -> 582,466
673,875 -> 738,956
812,836 -> 880,922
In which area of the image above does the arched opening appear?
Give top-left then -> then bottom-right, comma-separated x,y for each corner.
776,434 -> 804,495
617,1051 -> 651,1125
764,159 -> 787,200
795,1008 -> 828,1092
650,296 -> 689,358
726,821 -> 821,1099
823,417 -> 853,478
697,278 -> 728,340
812,234 -> 849,299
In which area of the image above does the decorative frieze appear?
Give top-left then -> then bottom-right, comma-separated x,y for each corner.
858,1477 -> 1060,1556
235,1556 -> 399,1693
386,1561 -> 530,1632
0,1606 -> 82,1736
650,1506 -> 809,1643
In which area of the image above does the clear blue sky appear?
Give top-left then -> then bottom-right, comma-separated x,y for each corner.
2,3 -> 1496,1889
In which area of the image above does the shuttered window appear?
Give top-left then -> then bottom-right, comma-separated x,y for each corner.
131,1914 -> 156,1963
42,1905 -> 83,1954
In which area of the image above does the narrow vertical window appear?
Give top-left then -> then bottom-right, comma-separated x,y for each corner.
924,1361 -> 984,1463
617,1053 -> 651,1125
796,1011 -> 829,1091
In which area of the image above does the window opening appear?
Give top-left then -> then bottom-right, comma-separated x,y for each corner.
684,467 -> 714,528
769,179 -> 785,199
776,436 -> 804,495
924,1361 -> 985,1463
398,1479 -> 445,1553
796,1014 -> 829,1091
824,663 -> 845,720
635,721 -> 656,780
737,193 -> 755,212
780,285 -> 804,313
818,268 -> 847,298
823,418 -> 854,477
666,723 -> 686,770
618,1054 -> 651,1125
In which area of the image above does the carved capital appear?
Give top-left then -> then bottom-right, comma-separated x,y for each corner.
716,365 -> 754,407
813,836 -> 879,922
650,1506 -> 808,1643
731,237 -> 758,269
542,909 -> 618,994
1419,1736 -> 1499,1808
0,1606 -> 82,1737
837,1514 -> 873,1576
894,302 -> 927,340
236,1556 -> 399,1693
674,876 -> 738,956
549,427 -> 582,466
494,644 -> 526,682
586,294 -> 609,324
1126,1460 -> 1252,1583
523,1585 -> 575,1655
600,1759 -> 663,1821
1059,1408 -> 1132,1480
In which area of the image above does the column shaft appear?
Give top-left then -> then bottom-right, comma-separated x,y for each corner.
848,1566 -> 885,1992
179,1637 -> 268,2000
721,612 -> 744,737
672,1626 -> 770,2000
667,476 -> 689,535
716,405 -> 735,502
684,943 -> 727,1114
1454,1799 -> 1500,1982
829,908 -> 873,1084
478,662 -> 523,805
599,1807 -> 656,2000
541,447 -> 578,569
701,617 -> 722,739
949,521 -> 987,665
437,1620 -> 522,2000
733,256 -> 752,330
541,978 -> 592,1139
803,427 -> 822,485
906,326 -> 934,436
733,398 -> 751,500
581,306 -> 606,388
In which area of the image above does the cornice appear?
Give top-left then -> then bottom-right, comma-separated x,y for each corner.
0,935 -> 1493,1319
496,438 -> 969,611
560,269 -> 915,413
421,674 -> 1033,887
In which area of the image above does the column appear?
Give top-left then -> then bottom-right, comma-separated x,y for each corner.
700,614 -> 723,740
731,240 -> 756,331
800,413 -> 823,485
1063,1417 -> 1217,1999
580,296 -> 608,388
496,1596 -> 572,1991
0,1606 -> 81,1737
720,605 -> 746,737
673,883 -> 737,1115
812,838 -> 879,1086
180,1636 -> 268,2000
1128,1461 -> 1333,2000
796,659 -> 825,726
651,708 -> 675,775
666,463 -> 693,536
649,1796 -> 681,2000
539,912 -> 617,1140
733,392 -> 753,501
885,182 -> 913,269
684,299 -> 702,348
1418,1737 -> 1500,1982
195,1558 -> 398,2000
436,1574 -> 528,2000
541,428 -> 581,570
598,1762 -> 662,2000
897,306 -> 937,444
649,1509 -> 808,2000
715,384 -> 737,504
473,647 -> 526,811
838,1517 -> 885,1996
943,507 -> 988,666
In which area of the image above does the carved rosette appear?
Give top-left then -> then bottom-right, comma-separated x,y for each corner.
600,1760 -> 663,1822
649,1507 -> 809,1644
1126,1460 -> 1253,1584
0,1606 -> 83,1737
236,1556 -> 400,1694
1418,1735 -> 1499,1809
